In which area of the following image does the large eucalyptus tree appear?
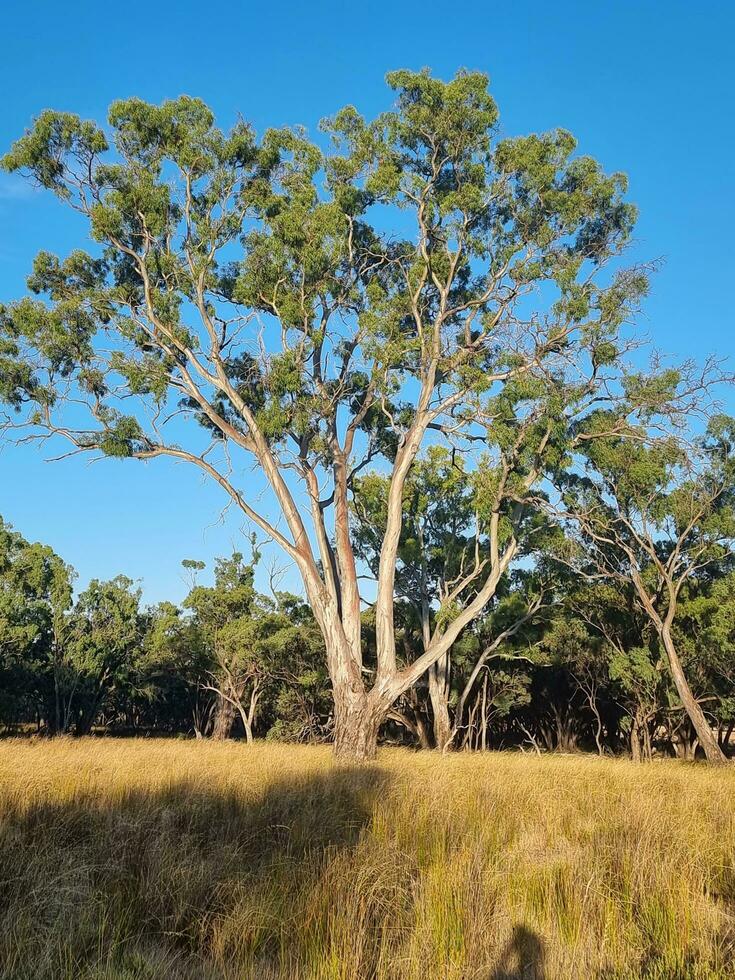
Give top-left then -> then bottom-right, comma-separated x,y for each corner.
1,69 -> 648,759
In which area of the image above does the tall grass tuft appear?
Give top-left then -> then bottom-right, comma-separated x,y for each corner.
0,740 -> 733,978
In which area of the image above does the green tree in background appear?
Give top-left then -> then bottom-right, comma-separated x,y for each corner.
182,552 -> 330,742
0,517 -> 74,730
134,600 -> 211,735
64,575 -> 142,734
184,551 -> 259,739
553,415 -> 735,763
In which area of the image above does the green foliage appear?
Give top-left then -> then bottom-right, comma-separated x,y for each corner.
0,518 -> 74,725
61,575 -> 143,733
0,68 -> 646,482
0,518 -> 329,740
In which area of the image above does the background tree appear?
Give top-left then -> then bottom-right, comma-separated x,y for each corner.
552,412 -> 735,763
447,575 -> 548,750
62,575 -> 142,734
134,600 -> 212,735
670,568 -> 735,755
184,551 -> 260,740
1,500 -> 733,759
0,517 -> 74,731
0,518 -> 48,727
256,593 -> 331,743
353,447 -> 475,749
0,513 -> 333,740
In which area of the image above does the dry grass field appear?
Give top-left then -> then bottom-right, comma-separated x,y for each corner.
0,739 -> 734,979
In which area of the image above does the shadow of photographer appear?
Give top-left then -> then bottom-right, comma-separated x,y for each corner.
490,923 -> 547,980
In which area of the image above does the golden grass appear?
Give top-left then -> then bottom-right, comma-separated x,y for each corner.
0,740 -> 733,979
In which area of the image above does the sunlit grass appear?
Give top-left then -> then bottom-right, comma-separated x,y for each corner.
0,739 -> 733,978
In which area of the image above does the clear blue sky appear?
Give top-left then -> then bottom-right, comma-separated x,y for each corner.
1,0 -> 733,604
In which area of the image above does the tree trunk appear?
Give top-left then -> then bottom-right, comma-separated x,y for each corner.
463,697 -> 480,751
480,672 -> 488,751
406,687 -> 433,750
75,710 -> 95,737
414,713 -> 432,751
387,698 -> 432,750
642,720 -> 653,761
719,722 -> 734,753
428,652 -> 452,752
212,696 -> 236,740
660,626 -> 726,765
333,691 -> 382,762
593,710 -> 604,756
235,685 -> 259,745
580,680 -> 604,755
630,715 -> 642,762
53,664 -> 61,735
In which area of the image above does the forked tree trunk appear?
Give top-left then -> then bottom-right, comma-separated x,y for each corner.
233,684 -> 259,745
660,625 -> 726,765
319,526 -> 518,762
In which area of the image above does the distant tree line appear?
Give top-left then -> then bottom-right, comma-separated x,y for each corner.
0,524 -> 331,741
3,444 -> 734,759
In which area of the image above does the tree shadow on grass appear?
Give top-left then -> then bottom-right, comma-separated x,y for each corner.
490,924 -> 546,980
0,763 -> 391,980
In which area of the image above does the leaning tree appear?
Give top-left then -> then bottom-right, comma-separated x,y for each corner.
551,413 -> 735,763
1,70 -> 654,759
